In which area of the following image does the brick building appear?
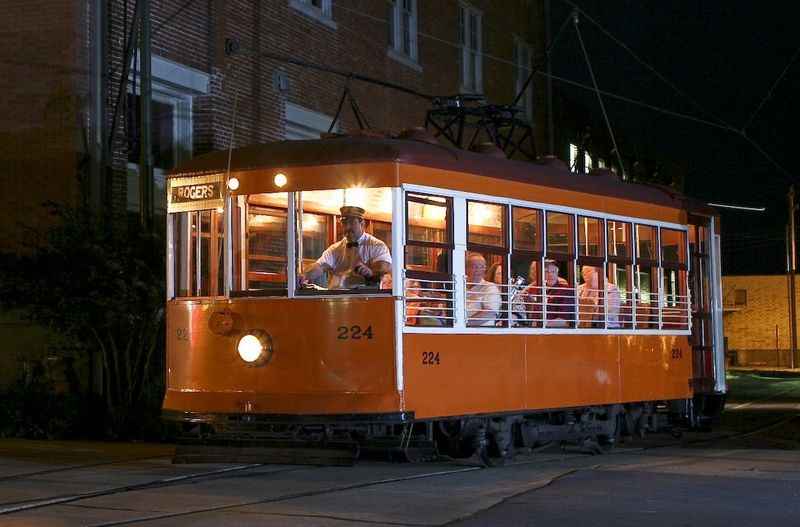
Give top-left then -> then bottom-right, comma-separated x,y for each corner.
1,0 -> 547,250
0,1 -> 547,386
722,274 -> 800,367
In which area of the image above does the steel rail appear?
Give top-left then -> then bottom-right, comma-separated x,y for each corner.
0,463 -> 293,516
0,455 -> 171,484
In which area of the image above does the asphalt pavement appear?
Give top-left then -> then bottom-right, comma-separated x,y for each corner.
0,372 -> 798,526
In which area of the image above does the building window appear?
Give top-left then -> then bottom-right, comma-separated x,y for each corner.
459,3 -> 482,93
513,37 -> 533,120
127,55 -> 209,214
289,0 -> 336,28
285,102 -> 337,140
388,0 -> 419,67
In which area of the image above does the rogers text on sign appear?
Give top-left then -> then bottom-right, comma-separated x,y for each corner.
175,184 -> 217,201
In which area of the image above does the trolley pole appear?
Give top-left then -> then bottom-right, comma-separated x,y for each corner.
789,185 -> 797,368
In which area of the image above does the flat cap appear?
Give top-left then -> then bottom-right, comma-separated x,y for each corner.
340,205 -> 365,219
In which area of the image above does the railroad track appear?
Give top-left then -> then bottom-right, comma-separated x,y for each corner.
2,414 -> 798,524
0,455 -> 172,483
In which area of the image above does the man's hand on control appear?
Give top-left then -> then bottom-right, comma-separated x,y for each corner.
354,263 -> 373,279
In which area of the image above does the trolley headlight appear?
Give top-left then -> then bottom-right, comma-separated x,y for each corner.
236,330 -> 273,365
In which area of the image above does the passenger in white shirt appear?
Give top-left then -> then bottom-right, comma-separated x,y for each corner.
578,265 -> 621,328
299,206 -> 391,289
465,253 -> 501,327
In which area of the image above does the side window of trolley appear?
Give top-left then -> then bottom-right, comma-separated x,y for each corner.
466,201 -> 508,327
404,193 -> 454,327
510,207 -> 543,328
238,192 -> 289,293
607,220 -> 633,328
576,216 -> 608,329
297,188 -> 394,294
660,228 -> 689,330
634,224 -> 659,328
170,208 -> 225,297
544,211 -> 576,328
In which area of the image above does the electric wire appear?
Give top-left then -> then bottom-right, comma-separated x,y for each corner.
572,11 -> 625,177
742,43 -> 800,132
557,0 -> 736,131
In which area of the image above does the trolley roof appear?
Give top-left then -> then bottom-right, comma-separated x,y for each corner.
170,135 -> 714,215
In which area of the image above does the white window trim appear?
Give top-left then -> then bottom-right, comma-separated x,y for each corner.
514,35 -> 533,121
288,0 -> 337,30
459,2 -> 483,94
400,182 -> 691,336
387,0 -> 421,71
285,102 -> 338,139
127,55 -> 209,213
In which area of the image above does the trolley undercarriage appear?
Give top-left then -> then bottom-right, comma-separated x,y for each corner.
169,394 -> 724,466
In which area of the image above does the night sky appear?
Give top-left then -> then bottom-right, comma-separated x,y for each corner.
548,1 -> 799,275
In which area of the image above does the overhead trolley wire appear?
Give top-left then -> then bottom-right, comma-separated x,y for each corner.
557,0 -> 736,131
742,42 -> 800,132
143,0 -> 795,183
557,0 -> 796,183
572,10 -> 626,177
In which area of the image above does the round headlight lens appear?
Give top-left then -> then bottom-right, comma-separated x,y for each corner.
237,334 -> 263,363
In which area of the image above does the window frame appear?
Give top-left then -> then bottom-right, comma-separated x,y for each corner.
288,0 -> 337,29
459,2 -> 483,94
513,35 -> 533,121
405,193 -> 455,281
388,0 -> 420,69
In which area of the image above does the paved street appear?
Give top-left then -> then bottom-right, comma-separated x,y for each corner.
0,372 -> 798,526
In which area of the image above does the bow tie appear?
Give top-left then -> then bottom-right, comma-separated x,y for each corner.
346,241 -> 359,248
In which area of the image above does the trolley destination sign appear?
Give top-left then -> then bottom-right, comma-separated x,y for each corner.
168,174 -> 224,213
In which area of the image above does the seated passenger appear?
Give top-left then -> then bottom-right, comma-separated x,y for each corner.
578,265 -> 621,328
487,262 -> 508,326
518,260 -> 542,326
543,259 -> 575,328
298,206 -> 391,289
465,253 -> 501,327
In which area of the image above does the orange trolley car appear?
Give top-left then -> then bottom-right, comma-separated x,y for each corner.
163,134 -> 725,462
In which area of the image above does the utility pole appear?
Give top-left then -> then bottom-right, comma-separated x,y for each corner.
138,0 -> 154,231
789,185 -> 797,368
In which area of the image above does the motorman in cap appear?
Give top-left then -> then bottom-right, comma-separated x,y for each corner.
298,205 -> 392,289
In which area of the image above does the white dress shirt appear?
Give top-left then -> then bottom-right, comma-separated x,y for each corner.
316,233 -> 391,289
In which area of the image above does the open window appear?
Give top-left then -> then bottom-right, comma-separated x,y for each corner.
405,193 -> 454,327
511,207 -> 543,327
576,216 -> 606,328
635,224 -> 659,328
466,201 -> 507,327
661,228 -> 689,329
239,192 -> 289,294
545,211 -> 576,328
297,188 -> 394,294
607,220 -> 632,328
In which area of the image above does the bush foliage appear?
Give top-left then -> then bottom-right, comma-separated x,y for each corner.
0,205 -> 166,439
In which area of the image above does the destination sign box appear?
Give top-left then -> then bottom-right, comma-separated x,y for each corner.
168,174 -> 225,212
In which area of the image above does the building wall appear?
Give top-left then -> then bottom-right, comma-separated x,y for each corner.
0,0 -> 546,389
1,0 -> 547,251
722,274 -> 799,367
0,1 -> 87,250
